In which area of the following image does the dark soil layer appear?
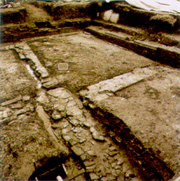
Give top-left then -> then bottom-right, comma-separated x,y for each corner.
83,105 -> 174,180
0,111 -> 69,180
111,2 -> 180,34
0,7 -> 27,24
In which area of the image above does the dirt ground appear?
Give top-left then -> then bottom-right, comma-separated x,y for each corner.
28,31 -> 154,92
0,1 -> 179,180
0,48 -> 37,102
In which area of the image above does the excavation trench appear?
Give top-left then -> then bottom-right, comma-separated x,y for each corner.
0,1 -> 179,181
1,29 -> 178,181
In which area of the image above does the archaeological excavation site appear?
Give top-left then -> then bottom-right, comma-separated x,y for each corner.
0,0 -> 180,180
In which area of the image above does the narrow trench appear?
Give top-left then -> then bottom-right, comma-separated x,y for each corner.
81,104 -> 174,180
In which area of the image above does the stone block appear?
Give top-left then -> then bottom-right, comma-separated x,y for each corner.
66,105 -> 83,116
108,146 -> 117,152
52,110 -> 63,120
71,146 -> 84,156
89,173 -> 100,180
87,150 -> 96,157
92,131 -> 105,142
1,95 -> 22,106
69,118 -> 79,126
102,10 -> 113,21
122,163 -> 130,173
2,108 -> 13,119
47,87 -> 66,98
36,92 -> 49,105
117,157 -> 125,165
10,102 -> 23,109
69,137 -> 79,146
108,150 -> 118,157
110,13 -> 119,24
84,160 -> 95,167
62,135 -> 71,142
79,138 -> 86,144
67,100 -> 77,107
42,77 -> 59,89
22,95 -> 31,102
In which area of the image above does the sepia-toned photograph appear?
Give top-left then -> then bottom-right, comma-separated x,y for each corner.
0,0 -> 179,180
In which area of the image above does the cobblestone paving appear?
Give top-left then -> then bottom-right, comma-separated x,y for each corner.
35,87 -> 141,180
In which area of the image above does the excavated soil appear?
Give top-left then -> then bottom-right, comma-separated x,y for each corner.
28,31 -> 154,92
0,1 -> 180,181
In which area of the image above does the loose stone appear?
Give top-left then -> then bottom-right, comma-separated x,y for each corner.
82,121 -> 91,128
73,127 -> 82,133
54,103 -> 65,112
75,98 -> 83,109
117,157 -> 125,165
1,95 -> 22,106
47,87 -> 66,98
22,95 -> 31,101
36,92 -> 49,105
79,138 -> 86,144
115,136 -> 122,143
108,150 -> 118,156
69,138 -> 79,146
84,160 -> 95,167
62,135 -> 71,142
122,162 -> 130,173
71,146 -> 84,156
87,150 -> 96,157
80,154 -> 87,161
86,164 -> 96,172
125,169 -> 135,178
90,127 -> 96,133
88,103 -> 96,109
108,146 -> 117,152
62,128 -> 70,135
89,173 -> 99,180
11,102 -> 23,109
52,110 -> 63,120
67,100 -> 77,107
69,118 -> 79,126
83,99 -> 89,106
112,169 -> 119,177
66,105 -> 83,116
26,103 -> 35,112
92,131 -> 105,142
2,108 -> 13,119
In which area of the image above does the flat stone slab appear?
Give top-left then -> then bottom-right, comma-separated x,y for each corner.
80,66 -> 180,174
0,49 -> 37,102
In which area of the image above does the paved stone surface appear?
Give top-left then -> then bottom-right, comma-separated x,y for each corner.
80,67 -> 157,103
14,42 -> 49,79
80,65 -> 180,174
37,87 -> 141,180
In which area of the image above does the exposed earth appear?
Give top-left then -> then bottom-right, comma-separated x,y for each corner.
0,1 -> 180,181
